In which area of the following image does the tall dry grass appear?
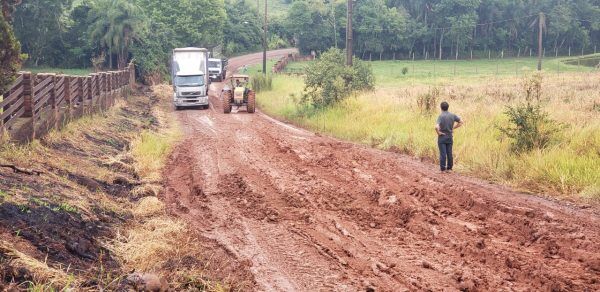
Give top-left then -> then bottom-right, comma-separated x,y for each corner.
257,72 -> 600,199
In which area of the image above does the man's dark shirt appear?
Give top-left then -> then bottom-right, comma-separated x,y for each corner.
436,111 -> 461,142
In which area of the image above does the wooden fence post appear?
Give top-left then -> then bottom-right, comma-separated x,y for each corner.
22,72 -> 34,118
110,72 -> 116,106
129,63 -> 135,90
86,76 -> 93,114
48,74 -> 59,130
89,73 -> 98,113
77,76 -> 84,117
100,72 -> 107,110
64,75 -> 72,121
23,73 -> 36,140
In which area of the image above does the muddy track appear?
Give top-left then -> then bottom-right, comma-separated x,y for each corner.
164,49 -> 600,291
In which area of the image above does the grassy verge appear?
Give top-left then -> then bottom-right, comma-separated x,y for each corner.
22,67 -> 93,76
257,72 -> 600,199
0,85 -> 241,290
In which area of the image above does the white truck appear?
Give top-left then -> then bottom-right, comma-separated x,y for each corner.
208,58 -> 227,82
171,47 -> 210,110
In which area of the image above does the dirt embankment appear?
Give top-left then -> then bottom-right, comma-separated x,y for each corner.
0,86 -> 254,291
163,49 -> 600,291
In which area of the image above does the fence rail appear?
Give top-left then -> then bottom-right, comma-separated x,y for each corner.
0,62 -> 135,143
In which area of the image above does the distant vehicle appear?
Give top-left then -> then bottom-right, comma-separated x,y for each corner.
222,74 -> 255,114
208,58 -> 227,82
171,47 -> 209,110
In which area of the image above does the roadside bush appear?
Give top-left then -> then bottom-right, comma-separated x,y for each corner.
402,67 -> 409,75
416,87 -> 439,115
301,48 -> 374,108
498,74 -> 564,152
251,74 -> 273,93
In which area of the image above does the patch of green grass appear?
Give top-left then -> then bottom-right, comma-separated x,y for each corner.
370,57 -> 594,86
55,202 -> 79,214
131,130 -> 181,181
0,190 -> 9,201
243,59 -> 278,75
562,53 -> 600,67
23,67 -> 93,76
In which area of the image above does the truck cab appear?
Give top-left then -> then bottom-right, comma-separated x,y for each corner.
173,71 -> 209,109
208,58 -> 226,82
172,47 -> 210,110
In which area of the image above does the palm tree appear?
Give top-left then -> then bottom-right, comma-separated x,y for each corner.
89,0 -> 146,69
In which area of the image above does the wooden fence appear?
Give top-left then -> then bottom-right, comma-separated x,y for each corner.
272,53 -> 314,74
0,63 -> 135,143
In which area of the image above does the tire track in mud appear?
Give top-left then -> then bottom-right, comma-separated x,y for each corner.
164,49 -> 600,291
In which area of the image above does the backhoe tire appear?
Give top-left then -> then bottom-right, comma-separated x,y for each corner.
223,91 -> 232,114
247,90 -> 256,113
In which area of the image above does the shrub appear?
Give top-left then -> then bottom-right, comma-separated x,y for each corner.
416,87 -> 439,115
498,74 -> 564,152
251,74 -> 273,93
301,48 -> 374,108
401,67 -> 409,75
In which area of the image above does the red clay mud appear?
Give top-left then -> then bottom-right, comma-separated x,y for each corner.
163,49 -> 600,291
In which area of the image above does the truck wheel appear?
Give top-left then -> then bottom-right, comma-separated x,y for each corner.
223,91 -> 232,114
247,90 -> 256,113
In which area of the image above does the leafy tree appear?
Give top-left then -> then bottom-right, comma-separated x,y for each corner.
0,11 -> 21,94
89,0 -> 146,69
302,48 -> 374,108
130,0 -> 226,81
134,0 -> 226,47
62,1 -> 95,68
286,0 -> 336,54
223,0 -> 262,55
12,0 -> 72,66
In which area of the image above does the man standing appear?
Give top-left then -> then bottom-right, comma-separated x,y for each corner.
435,101 -> 463,172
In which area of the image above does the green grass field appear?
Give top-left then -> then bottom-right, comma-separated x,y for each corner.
255,57 -> 600,199
282,56 -> 598,86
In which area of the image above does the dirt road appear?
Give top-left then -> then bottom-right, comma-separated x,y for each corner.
164,49 -> 600,291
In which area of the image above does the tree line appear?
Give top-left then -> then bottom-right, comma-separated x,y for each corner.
2,0 -> 600,89
283,0 -> 600,60
2,0 -> 264,85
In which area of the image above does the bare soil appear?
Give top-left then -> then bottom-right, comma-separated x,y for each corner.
164,49 -> 600,291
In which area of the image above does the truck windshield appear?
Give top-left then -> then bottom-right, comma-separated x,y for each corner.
208,61 -> 221,68
174,76 -> 204,87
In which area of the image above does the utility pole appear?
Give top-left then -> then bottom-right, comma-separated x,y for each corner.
346,0 -> 353,66
262,0 -> 268,75
332,0 -> 337,48
537,12 -> 545,71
